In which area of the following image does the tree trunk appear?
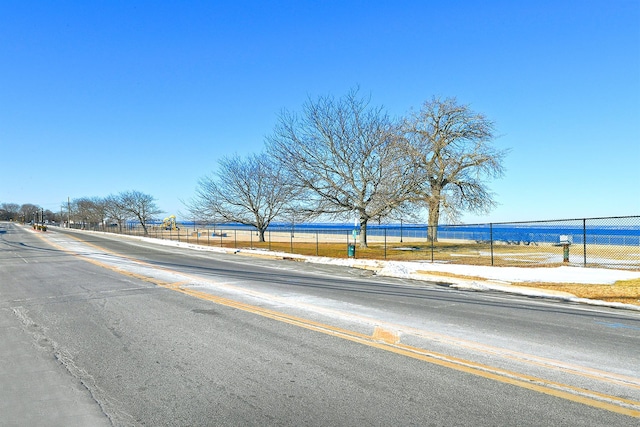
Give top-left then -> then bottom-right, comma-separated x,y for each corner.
359,218 -> 368,248
258,227 -> 266,243
427,195 -> 440,243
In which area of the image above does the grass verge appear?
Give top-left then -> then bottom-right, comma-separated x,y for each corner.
496,279 -> 640,306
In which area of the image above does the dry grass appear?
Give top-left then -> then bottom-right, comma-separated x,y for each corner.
514,279 -> 640,306
411,271 -> 640,306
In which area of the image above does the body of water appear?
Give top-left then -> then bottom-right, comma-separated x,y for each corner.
168,221 -> 640,246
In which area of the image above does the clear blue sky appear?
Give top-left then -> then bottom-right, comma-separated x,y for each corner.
2,1 -> 638,223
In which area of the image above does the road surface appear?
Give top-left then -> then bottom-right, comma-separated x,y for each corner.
1,222 -> 639,426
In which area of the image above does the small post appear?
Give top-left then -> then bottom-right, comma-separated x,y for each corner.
560,235 -> 572,263
347,231 -> 349,257
384,228 -> 387,260
583,218 -> 587,267
347,231 -> 356,258
490,223 -> 494,266
430,226 -> 434,263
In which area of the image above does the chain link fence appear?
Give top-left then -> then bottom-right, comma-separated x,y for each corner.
71,215 -> 640,270
434,216 -> 640,269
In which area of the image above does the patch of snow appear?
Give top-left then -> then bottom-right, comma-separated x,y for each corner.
382,262 -> 640,285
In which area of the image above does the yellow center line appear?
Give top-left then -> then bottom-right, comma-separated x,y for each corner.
166,284 -> 640,418
35,230 -> 640,418
394,324 -> 640,390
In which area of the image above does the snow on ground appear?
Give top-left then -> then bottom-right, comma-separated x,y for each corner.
370,260 -> 640,311
376,261 -> 640,285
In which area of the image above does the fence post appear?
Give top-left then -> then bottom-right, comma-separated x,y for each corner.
347,231 -> 350,258
234,230 -> 237,248
583,218 -> 587,267
316,231 -> 319,256
430,226 -> 434,262
384,228 -> 387,259
490,223 -> 494,266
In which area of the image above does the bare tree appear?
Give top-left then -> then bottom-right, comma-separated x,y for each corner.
0,203 -> 20,221
89,197 -> 108,230
19,203 -> 41,224
403,97 -> 508,241
188,152 -> 294,242
118,191 -> 162,235
267,89 -> 413,247
70,197 -> 106,229
104,194 -> 130,233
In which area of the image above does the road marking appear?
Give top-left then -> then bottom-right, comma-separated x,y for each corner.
34,230 -> 640,418
168,285 -> 640,418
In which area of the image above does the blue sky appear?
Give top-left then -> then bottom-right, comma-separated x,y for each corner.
1,1 -> 638,223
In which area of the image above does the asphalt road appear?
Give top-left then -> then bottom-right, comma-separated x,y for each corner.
1,222 -> 639,426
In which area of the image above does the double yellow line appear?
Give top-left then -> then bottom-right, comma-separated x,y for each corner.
38,230 -> 640,418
